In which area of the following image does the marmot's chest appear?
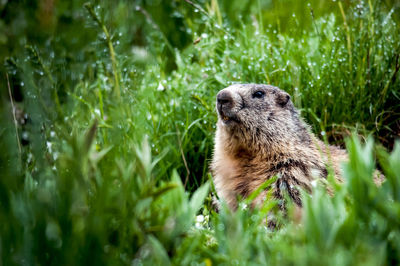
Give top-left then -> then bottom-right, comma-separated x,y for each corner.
213,155 -> 272,208
212,152 -> 320,209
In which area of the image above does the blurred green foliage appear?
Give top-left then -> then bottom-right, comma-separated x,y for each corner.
1,0 -> 400,265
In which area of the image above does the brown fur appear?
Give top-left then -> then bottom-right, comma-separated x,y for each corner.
211,84 -> 348,210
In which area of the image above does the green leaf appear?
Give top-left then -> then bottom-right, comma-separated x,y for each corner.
146,235 -> 171,266
150,183 -> 179,200
189,181 -> 210,215
245,176 -> 277,204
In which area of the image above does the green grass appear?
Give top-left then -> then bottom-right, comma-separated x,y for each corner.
1,0 -> 400,265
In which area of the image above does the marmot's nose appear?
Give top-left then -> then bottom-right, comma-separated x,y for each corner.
217,90 -> 233,106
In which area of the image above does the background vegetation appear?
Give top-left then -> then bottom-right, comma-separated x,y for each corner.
1,0 -> 399,265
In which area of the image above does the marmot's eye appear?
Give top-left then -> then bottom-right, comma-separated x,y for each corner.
252,91 -> 265,99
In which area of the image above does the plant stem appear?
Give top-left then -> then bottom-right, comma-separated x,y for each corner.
339,1 -> 352,72
84,3 -> 121,100
6,73 -> 22,166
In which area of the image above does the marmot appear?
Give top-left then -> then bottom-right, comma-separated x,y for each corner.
211,84 -> 348,210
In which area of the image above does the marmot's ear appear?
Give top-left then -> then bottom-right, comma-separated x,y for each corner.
276,91 -> 290,106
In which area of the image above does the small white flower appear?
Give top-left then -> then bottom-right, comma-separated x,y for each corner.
46,141 -> 52,153
157,82 -> 165,91
311,180 -> 317,187
196,215 -> 204,223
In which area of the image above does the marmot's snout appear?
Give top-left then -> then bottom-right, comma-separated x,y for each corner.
217,90 -> 233,108
216,89 -> 241,123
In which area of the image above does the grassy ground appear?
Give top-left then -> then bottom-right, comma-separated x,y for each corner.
1,0 -> 400,265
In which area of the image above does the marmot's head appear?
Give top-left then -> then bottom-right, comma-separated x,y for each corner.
216,84 -> 310,153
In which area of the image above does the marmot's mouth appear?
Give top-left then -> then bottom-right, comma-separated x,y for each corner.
217,104 -> 240,124
219,112 -> 240,124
